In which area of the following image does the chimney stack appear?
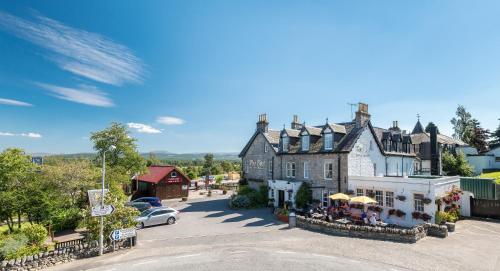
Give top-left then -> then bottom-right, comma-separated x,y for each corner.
291,115 -> 302,130
429,123 -> 441,176
256,114 -> 269,133
355,103 -> 370,127
389,121 -> 401,132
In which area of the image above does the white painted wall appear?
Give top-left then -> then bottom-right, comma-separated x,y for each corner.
467,155 -> 495,175
348,126 -> 386,177
456,146 -> 478,156
486,147 -> 500,168
348,176 -> 460,227
348,126 -> 415,178
267,180 -> 303,208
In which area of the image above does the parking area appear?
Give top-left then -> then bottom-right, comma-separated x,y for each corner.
48,195 -> 500,271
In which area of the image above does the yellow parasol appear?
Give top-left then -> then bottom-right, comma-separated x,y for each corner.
329,193 -> 350,201
349,196 -> 377,204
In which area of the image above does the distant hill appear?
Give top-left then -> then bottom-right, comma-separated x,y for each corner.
38,151 -> 239,161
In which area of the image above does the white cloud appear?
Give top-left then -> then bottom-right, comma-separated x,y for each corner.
0,11 -> 144,86
0,132 -> 42,138
35,82 -> 114,107
0,98 -> 32,107
157,116 -> 185,125
127,123 -> 161,134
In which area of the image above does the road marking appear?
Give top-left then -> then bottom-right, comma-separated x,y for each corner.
276,251 -> 296,254
174,253 -> 201,259
229,251 -> 247,254
132,260 -> 158,266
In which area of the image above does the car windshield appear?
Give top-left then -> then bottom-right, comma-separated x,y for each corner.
140,209 -> 155,217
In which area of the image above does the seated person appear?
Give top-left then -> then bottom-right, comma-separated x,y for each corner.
369,213 -> 378,226
361,211 -> 368,224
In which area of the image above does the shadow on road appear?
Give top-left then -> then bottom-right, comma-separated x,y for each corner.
180,198 -> 282,228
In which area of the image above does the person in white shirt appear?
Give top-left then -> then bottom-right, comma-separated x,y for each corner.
369,213 -> 378,226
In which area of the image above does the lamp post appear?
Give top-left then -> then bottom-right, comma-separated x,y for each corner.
99,145 -> 116,256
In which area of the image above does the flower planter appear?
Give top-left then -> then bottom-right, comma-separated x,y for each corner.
277,214 -> 289,223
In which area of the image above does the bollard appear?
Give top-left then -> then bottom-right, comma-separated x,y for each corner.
288,210 -> 297,228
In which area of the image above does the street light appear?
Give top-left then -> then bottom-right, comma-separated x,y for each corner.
99,145 -> 116,256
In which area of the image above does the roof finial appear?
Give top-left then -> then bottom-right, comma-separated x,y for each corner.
283,124 -> 286,130
326,117 -> 329,124
417,113 -> 420,121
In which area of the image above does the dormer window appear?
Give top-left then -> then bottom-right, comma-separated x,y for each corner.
302,135 -> 310,151
282,136 -> 289,152
324,133 -> 333,150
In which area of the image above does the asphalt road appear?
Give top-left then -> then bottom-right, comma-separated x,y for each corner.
47,195 -> 500,271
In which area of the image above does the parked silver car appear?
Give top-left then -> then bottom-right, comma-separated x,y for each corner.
135,207 -> 179,228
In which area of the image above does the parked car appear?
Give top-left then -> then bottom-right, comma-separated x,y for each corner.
135,207 -> 180,228
131,197 -> 162,207
125,201 -> 152,212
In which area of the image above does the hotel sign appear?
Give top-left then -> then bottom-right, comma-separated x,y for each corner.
249,159 -> 265,169
166,177 -> 182,184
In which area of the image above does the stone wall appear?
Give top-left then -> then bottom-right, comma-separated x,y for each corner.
296,216 -> 447,243
242,133 -> 277,189
1,240 -> 134,271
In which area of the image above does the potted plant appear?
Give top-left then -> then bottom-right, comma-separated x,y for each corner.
396,210 -> 406,218
388,209 -> 396,216
423,198 -> 432,205
421,213 -> 432,222
411,211 -> 422,220
276,208 -> 289,223
396,195 -> 406,201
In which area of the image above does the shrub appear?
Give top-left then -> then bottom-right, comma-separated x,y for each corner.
295,183 -> 312,209
396,195 -> 406,201
396,210 -> 406,217
238,185 -> 254,196
435,211 -> 448,224
0,234 -> 28,260
22,224 -> 47,246
412,211 -> 422,220
388,209 -> 396,216
258,185 -> 269,205
421,213 -> 432,222
51,207 -> 82,232
230,195 -> 251,209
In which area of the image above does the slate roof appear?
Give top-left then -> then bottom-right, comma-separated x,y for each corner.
411,120 -> 425,134
410,133 -> 466,146
303,126 -> 322,136
322,123 -> 347,134
135,166 -> 190,183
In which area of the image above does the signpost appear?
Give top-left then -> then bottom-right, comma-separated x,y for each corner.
91,204 -> 115,217
109,228 -> 137,241
87,189 -> 109,208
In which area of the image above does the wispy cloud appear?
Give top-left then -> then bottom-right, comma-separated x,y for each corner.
0,132 -> 42,138
0,11 -> 145,86
127,123 -> 162,134
157,116 -> 185,125
35,82 -> 114,107
0,98 -> 32,107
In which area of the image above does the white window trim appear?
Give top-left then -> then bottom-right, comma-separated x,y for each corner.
375,190 -> 384,206
385,191 -> 394,208
264,143 -> 268,153
282,136 -> 289,152
324,133 -> 333,150
286,162 -> 296,178
324,161 -> 333,180
303,161 -> 309,179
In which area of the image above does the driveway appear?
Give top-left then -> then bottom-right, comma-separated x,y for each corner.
47,195 -> 500,271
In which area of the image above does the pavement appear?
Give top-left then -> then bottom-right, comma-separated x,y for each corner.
46,195 -> 500,271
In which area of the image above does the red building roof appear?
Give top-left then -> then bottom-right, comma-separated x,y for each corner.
136,166 -> 189,184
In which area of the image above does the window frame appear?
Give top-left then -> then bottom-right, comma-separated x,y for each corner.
356,188 -> 364,197
385,191 -> 394,208
324,133 -> 333,150
414,194 -> 424,212
302,135 -> 310,151
303,161 -> 310,179
264,143 -> 268,153
282,136 -> 289,152
171,171 -> 177,178
324,162 -> 333,180
375,190 -> 384,206
286,162 -> 296,178
268,160 -> 273,178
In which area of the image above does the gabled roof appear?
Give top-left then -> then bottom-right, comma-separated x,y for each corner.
411,120 -> 425,134
301,126 -> 322,136
239,130 -> 280,158
410,133 -> 466,146
281,128 -> 300,138
321,123 -> 347,134
136,166 -> 190,184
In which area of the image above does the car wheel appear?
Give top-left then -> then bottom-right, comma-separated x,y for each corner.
167,217 -> 176,225
139,222 -> 145,229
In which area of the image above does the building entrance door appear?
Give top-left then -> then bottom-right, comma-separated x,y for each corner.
278,190 -> 285,208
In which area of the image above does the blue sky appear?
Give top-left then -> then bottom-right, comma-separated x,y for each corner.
1,1 -> 499,154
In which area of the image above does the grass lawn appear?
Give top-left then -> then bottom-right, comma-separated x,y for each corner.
0,222 -> 31,235
480,171 -> 500,184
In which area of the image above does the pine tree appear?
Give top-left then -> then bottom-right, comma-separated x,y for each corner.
469,119 -> 490,153
450,105 -> 474,143
490,120 -> 500,148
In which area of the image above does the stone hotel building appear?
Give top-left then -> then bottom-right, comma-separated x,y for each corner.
239,103 -> 416,208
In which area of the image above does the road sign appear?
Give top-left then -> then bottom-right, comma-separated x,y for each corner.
110,228 -> 136,241
87,189 -> 109,207
91,204 -> 115,217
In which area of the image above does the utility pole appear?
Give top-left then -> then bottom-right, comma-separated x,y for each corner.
347,103 -> 357,120
99,145 -> 116,256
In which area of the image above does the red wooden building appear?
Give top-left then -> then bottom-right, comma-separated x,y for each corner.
132,166 -> 190,200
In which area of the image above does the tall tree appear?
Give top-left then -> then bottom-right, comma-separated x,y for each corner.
90,123 -> 146,198
201,153 -> 214,177
442,151 -> 473,177
469,119 -> 490,153
450,105 -> 474,143
490,119 -> 500,148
